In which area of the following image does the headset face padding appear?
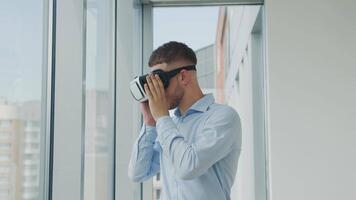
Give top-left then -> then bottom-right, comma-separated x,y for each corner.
138,69 -> 170,89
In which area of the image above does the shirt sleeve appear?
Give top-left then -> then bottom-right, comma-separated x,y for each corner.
156,107 -> 241,180
128,124 -> 160,182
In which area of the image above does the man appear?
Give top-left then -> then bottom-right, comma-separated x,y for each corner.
128,41 -> 241,200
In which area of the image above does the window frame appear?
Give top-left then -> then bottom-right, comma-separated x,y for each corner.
50,0 -> 86,199
44,0 -> 269,200
41,0 -> 55,199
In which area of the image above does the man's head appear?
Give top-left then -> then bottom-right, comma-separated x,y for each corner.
148,41 -> 197,68
148,41 -> 202,110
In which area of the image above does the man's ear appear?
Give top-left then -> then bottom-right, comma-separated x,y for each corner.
179,70 -> 191,86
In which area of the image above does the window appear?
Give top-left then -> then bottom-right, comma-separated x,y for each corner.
0,144 -> 11,152
152,6 -> 220,200
0,166 -> 10,173
150,4 -> 267,200
83,0 -> 116,199
0,132 -> 11,140
0,1 -> 48,200
0,121 -> 11,129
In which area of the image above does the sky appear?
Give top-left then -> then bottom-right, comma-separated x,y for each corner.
153,6 -> 220,51
0,3 -> 220,102
0,0 -> 44,103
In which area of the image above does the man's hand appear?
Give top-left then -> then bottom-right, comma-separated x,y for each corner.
140,101 -> 156,126
144,74 -> 169,121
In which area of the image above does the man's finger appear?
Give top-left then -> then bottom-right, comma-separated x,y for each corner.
146,75 -> 157,99
144,84 -> 152,100
155,74 -> 165,95
151,74 -> 162,97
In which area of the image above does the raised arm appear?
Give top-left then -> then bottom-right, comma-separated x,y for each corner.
128,102 -> 160,182
128,125 -> 160,182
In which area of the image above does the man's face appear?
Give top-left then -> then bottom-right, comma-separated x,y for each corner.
150,62 -> 185,110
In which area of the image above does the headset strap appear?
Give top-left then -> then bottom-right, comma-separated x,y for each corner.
165,65 -> 196,78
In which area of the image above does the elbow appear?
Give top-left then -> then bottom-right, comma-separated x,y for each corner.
128,172 -> 139,182
128,169 -> 139,182
129,175 -> 143,183
128,170 -> 145,183
128,166 -> 146,183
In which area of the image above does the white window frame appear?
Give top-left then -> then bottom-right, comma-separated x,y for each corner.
141,0 -> 263,7
40,0 -> 54,199
50,0 -> 86,199
114,0 -> 145,200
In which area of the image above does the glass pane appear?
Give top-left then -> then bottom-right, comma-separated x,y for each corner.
153,6 -> 219,200
0,0 -> 47,200
152,5 -> 266,200
83,0 -> 115,199
153,6 -> 219,96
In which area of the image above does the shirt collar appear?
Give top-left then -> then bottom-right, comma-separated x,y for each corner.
173,93 -> 215,117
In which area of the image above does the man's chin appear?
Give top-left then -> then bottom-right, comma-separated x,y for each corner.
168,103 -> 178,110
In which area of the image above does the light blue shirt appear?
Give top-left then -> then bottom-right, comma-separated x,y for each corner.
128,94 -> 241,200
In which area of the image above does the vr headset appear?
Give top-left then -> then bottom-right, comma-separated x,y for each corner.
129,65 -> 196,102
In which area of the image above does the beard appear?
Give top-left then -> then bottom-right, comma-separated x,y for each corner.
167,86 -> 184,110
168,99 -> 179,110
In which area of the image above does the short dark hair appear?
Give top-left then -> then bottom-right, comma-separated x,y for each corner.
148,41 -> 197,67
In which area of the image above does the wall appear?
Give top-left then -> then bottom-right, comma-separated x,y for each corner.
216,5 -> 267,200
265,0 -> 356,199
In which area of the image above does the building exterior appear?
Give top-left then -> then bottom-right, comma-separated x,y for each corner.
0,99 -> 20,200
0,98 -> 42,200
19,101 -> 42,200
215,5 -> 267,200
195,44 -> 216,95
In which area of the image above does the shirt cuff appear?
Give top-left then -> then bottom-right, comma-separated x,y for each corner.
138,124 -> 157,143
156,116 -> 182,149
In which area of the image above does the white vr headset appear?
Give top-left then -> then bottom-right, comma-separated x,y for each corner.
129,65 -> 196,102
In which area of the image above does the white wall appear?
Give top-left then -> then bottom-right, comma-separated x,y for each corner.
265,0 -> 356,199
223,6 -> 267,200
